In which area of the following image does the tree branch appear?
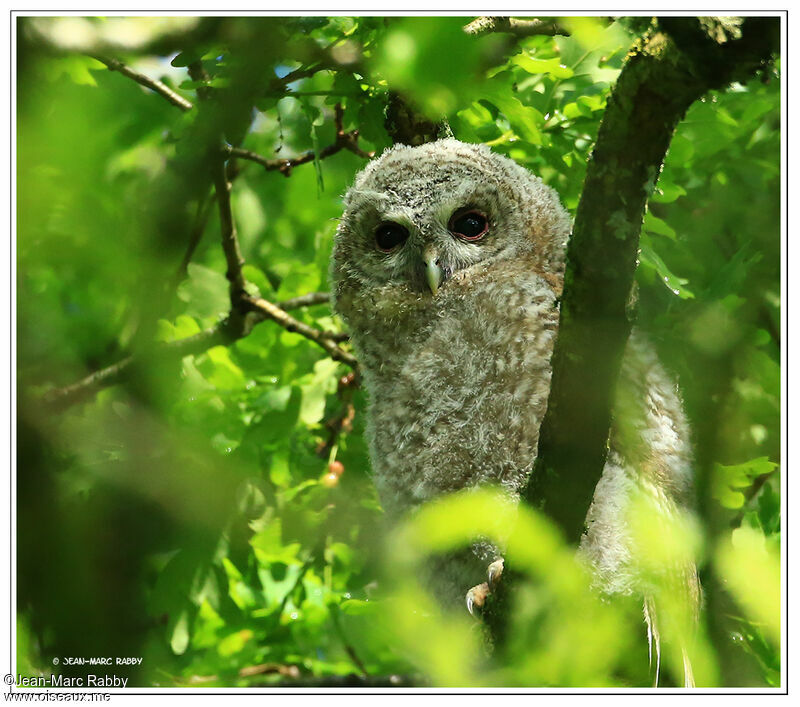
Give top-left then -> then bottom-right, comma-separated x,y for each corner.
463,16 -> 564,38
92,55 -> 194,112
316,371 -> 358,459
384,92 -> 447,146
41,293 -> 349,411
244,295 -> 357,368
42,85 -> 366,413
276,291 -> 332,309
41,325 -> 227,411
225,103 -> 373,176
212,158 -> 247,307
521,17 -> 779,544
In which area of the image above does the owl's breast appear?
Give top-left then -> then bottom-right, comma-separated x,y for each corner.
362,268 -> 560,518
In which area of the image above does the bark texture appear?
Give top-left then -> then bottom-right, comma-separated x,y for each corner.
521,17 -> 780,543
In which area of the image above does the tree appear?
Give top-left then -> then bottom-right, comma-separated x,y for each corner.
15,15 -> 781,688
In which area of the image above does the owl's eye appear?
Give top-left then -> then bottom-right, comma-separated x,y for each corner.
375,222 -> 409,251
449,210 -> 488,241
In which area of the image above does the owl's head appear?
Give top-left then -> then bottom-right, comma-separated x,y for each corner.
331,139 -> 571,327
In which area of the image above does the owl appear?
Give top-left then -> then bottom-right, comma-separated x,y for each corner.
330,139 -> 697,683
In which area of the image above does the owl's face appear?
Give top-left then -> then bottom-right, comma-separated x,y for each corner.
331,139 -> 570,325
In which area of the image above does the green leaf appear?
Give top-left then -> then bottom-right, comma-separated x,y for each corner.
232,183 -> 267,246
340,599 -> 379,616
51,55 -> 105,86
174,314 -> 202,339
716,526 -> 780,642
511,54 -> 574,79
169,609 -> 191,655
204,346 -> 247,390
555,19 -> 632,82
373,17 -> 480,118
650,179 -> 687,204
665,133 -> 695,164
178,79 -> 207,90
258,562 -> 304,606
562,94 -> 606,120
713,457 -> 777,509
268,449 -> 292,488
639,235 -> 694,299
241,265 -> 274,299
296,99 -> 325,193
299,357 -> 339,425
275,263 -> 322,301
643,211 -> 677,241
171,50 -> 202,67
478,75 -> 544,144
178,263 -> 230,319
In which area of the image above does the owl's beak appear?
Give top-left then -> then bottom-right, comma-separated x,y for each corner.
424,249 -> 443,295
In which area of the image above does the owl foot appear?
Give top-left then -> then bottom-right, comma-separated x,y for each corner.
465,558 -> 504,615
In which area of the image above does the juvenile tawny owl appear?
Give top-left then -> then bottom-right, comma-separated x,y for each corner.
330,139 -> 697,680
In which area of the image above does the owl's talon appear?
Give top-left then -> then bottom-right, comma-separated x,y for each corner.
487,558 -> 504,591
465,582 -> 490,616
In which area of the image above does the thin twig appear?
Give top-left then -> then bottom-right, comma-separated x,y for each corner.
266,34 -> 358,91
225,143 -> 345,175
463,16 -> 565,38
271,66 -> 318,87
42,325 -> 228,410
41,293 -> 349,410
92,55 -> 194,111
276,291 -> 331,309
317,371 -> 358,459
225,104 -> 373,176
43,81 -> 363,411
244,295 -> 357,368
320,331 -> 350,343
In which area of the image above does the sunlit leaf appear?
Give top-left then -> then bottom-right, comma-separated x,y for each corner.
639,234 -> 694,299
716,526 -> 780,642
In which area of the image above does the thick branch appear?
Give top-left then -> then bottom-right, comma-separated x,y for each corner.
384,92 -> 446,146
464,16 -> 564,37
521,17 -> 779,543
93,55 -> 194,111
212,158 -> 247,305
